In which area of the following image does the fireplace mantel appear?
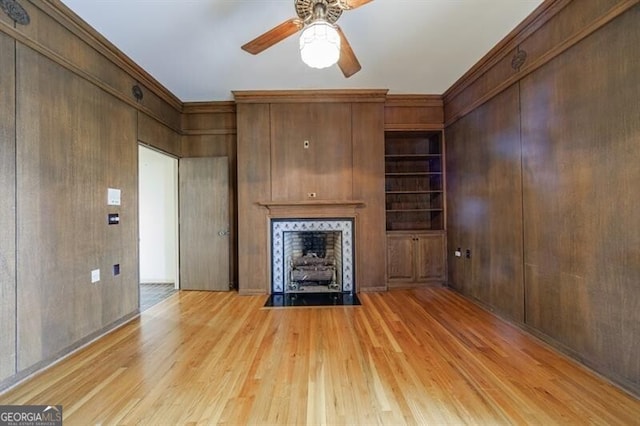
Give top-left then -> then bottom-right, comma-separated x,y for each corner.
258,200 -> 366,217
258,200 -> 366,208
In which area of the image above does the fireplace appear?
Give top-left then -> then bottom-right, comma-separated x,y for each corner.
271,218 -> 354,294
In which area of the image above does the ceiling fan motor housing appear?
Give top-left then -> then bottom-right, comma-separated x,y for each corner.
295,0 -> 343,24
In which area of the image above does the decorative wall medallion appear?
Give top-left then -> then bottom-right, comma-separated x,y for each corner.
511,50 -> 528,70
132,84 -> 144,101
0,0 -> 30,25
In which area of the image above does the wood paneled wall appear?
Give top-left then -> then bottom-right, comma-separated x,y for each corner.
445,2 -> 640,395
520,6 -> 640,393
0,0 -> 182,389
16,45 -> 138,370
384,95 -> 443,130
236,103 -> 271,295
270,103 -> 353,201
0,32 -> 16,382
352,104 -> 387,291
138,113 -> 181,157
446,85 -> 524,322
235,91 -> 387,294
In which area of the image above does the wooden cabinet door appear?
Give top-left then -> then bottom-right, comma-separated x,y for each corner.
179,157 -> 230,291
415,233 -> 446,282
386,234 -> 414,282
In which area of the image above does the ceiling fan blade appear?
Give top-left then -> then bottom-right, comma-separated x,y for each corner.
336,26 -> 361,78
342,0 -> 373,10
241,18 -> 303,55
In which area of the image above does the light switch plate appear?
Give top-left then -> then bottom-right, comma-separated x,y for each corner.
107,188 -> 121,206
91,269 -> 100,283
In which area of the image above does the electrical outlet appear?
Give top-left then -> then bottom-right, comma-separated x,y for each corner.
91,269 -> 100,284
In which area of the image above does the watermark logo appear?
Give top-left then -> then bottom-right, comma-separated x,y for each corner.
0,405 -> 62,426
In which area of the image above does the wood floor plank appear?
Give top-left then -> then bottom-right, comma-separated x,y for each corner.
1,288 -> 639,425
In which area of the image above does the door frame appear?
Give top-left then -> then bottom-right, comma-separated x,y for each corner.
138,143 -> 180,290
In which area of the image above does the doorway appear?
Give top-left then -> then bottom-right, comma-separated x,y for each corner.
138,145 -> 179,311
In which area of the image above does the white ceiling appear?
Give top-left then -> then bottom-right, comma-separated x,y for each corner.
59,0 -> 544,102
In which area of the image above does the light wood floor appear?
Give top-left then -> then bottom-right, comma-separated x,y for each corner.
1,288 -> 639,425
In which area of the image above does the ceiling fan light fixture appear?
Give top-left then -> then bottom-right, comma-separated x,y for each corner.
299,20 -> 340,69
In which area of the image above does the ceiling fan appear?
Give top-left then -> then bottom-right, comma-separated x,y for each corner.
241,0 -> 373,78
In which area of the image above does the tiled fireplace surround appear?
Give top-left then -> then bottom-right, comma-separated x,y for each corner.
271,218 -> 354,294
259,201 -> 365,295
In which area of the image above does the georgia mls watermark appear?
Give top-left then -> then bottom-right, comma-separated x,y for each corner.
0,405 -> 62,426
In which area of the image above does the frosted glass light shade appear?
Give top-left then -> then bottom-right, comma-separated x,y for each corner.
299,21 -> 340,69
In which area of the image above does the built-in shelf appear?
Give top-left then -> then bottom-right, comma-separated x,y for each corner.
385,130 -> 444,232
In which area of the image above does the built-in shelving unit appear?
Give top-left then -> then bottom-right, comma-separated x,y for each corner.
384,130 -> 446,287
384,131 -> 444,231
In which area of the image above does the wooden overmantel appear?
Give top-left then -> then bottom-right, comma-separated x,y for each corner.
236,89 -> 387,294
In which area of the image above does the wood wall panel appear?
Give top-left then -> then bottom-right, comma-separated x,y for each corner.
137,112 -> 181,157
134,83 -> 181,132
182,113 -> 236,134
445,85 -> 524,322
0,32 -> 16,381
521,6 -> 640,392
236,104 -> 271,294
384,95 -> 443,130
443,138 -> 464,292
20,2 -> 137,107
443,0 -> 637,127
445,49 -> 518,126
182,102 -> 236,135
518,0 -> 626,73
0,6 -> 12,25
181,135 -> 235,157
270,103 -> 353,201
15,46 -> 138,371
351,103 -> 386,291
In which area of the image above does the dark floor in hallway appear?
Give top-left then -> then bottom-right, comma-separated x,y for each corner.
140,283 -> 176,311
